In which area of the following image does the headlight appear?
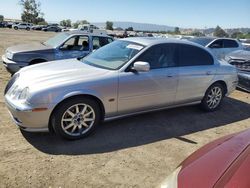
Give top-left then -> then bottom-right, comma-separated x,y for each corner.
8,86 -> 30,102
224,55 -> 231,63
6,50 -> 13,60
18,87 -> 29,101
160,166 -> 182,188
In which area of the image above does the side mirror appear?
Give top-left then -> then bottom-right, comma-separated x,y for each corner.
132,61 -> 150,72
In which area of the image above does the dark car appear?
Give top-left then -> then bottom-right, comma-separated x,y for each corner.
161,129 -> 250,188
2,31 -> 114,74
225,50 -> 250,92
32,25 -> 47,31
42,26 -> 62,32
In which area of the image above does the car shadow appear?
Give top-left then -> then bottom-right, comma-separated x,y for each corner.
22,97 -> 250,155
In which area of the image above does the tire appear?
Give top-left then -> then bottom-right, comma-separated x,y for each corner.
26,27 -> 30,31
14,26 -> 18,30
201,83 -> 225,112
51,97 -> 101,140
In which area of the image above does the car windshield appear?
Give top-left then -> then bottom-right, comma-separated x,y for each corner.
81,40 -> 144,70
189,38 -> 214,47
44,33 -> 69,47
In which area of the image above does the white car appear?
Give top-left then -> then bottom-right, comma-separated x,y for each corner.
12,23 -> 32,31
189,37 -> 243,60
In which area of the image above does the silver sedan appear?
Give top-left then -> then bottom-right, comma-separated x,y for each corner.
4,38 -> 238,139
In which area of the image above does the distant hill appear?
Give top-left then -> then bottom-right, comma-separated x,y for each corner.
93,21 -> 175,32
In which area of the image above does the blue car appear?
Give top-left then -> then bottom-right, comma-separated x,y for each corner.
2,31 -> 114,74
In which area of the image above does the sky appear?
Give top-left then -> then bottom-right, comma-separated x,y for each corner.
0,0 -> 250,28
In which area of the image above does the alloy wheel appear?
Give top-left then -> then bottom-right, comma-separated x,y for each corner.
206,86 -> 223,109
61,103 -> 95,136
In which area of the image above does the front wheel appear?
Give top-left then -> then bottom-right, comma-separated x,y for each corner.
201,83 -> 225,112
51,97 -> 101,140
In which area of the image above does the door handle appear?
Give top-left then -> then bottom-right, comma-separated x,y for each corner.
206,71 -> 212,75
166,74 -> 175,78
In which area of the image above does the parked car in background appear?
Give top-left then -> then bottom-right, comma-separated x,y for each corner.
225,50 -> 250,92
188,37 -> 243,60
161,128 -> 250,188
0,21 -> 7,28
2,31 -> 114,74
42,26 -> 62,32
12,23 -> 32,30
32,25 -> 46,31
4,38 -> 237,140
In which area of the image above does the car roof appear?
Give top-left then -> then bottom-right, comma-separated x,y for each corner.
194,37 -> 238,41
65,31 -> 111,38
121,37 -> 206,47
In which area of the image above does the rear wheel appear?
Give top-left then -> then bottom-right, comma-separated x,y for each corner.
14,26 -> 18,30
26,27 -> 30,31
201,83 -> 225,112
51,97 -> 101,140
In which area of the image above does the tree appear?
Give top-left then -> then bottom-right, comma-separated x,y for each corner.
231,32 -> 243,38
126,27 -> 133,31
106,21 -> 113,30
191,31 -> 205,37
60,19 -> 72,27
174,27 -> 180,34
73,20 -> 89,29
37,21 -> 47,25
0,15 -> 4,22
213,26 -> 229,37
19,0 -> 45,24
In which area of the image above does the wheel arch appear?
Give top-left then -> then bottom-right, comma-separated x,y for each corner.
208,80 -> 228,96
48,94 -> 105,132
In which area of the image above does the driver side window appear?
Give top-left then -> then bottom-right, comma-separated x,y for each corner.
136,44 -> 177,69
209,39 -> 223,48
61,36 -> 89,51
61,37 -> 77,50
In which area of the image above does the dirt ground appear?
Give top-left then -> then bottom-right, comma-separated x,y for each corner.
0,28 -> 249,188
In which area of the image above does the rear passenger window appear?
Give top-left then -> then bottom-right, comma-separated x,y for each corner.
223,40 -> 239,48
178,44 -> 214,66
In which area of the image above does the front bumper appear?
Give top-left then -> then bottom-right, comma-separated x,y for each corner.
2,55 -> 24,74
237,71 -> 250,92
5,97 -> 52,132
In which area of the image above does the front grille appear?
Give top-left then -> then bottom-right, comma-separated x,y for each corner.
238,74 -> 250,91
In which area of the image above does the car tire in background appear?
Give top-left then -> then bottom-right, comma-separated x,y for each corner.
201,83 -> 225,112
51,97 -> 101,140
26,27 -> 30,31
14,26 -> 18,30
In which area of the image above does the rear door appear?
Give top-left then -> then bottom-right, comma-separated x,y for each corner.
176,44 -> 215,103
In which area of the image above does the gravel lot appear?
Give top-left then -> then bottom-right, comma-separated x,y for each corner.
0,28 -> 249,188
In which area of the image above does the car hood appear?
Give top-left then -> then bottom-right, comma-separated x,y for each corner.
7,42 -> 53,53
17,58 -> 111,89
227,50 -> 250,61
178,129 -> 250,188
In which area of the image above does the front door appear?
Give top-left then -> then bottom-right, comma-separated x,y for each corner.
56,35 -> 90,60
118,44 -> 179,114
